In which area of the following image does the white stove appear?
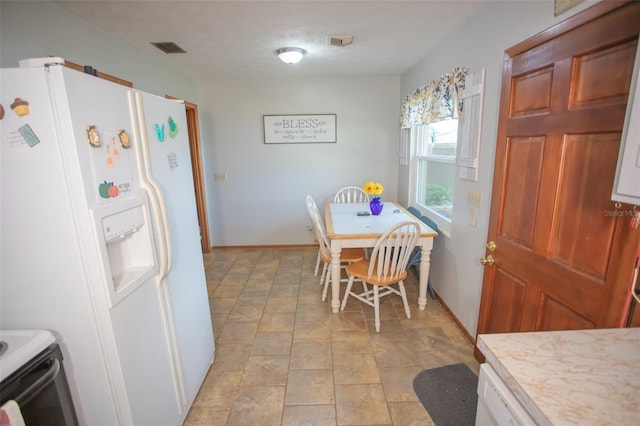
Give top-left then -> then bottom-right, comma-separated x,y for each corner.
0,329 -> 55,382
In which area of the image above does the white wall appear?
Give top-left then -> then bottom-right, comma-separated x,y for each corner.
0,1 -> 196,102
398,0 -> 599,336
197,77 -> 401,246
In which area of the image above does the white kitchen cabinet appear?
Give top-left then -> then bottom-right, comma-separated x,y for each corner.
612,37 -> 640,205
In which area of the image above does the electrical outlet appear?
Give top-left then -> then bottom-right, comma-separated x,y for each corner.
467,190 -> 482,208
214,173 -> 227,182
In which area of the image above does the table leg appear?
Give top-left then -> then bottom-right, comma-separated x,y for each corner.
330,243 -> 342,313
418,244 -> 432,310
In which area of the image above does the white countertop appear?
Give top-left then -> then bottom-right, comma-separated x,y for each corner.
477,328 -> 640,425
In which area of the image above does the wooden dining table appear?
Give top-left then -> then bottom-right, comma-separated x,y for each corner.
324,201 -> 438,313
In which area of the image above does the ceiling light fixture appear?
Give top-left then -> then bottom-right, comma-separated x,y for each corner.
276,47 -> 307,64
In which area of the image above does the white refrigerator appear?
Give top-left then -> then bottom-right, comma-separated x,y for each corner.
0,58 -> 214,425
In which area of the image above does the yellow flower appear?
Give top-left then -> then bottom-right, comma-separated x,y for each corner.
362,181 -> 384,196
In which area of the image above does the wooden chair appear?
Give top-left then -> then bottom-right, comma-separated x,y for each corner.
340,221 -> 420,332
306,195 -> 365,301
333,186 -> 370,203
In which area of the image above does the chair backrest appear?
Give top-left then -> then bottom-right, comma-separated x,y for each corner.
305,195 -> 331,259
368,221 -> 421,280
334,186 -> 370,203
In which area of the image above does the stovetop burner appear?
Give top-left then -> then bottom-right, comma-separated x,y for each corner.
0,330 -> 55,382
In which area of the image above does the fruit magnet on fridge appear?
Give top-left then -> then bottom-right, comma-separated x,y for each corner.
168,116 -> 179,139
98,181 -> 119,199
87,125 -> 101,147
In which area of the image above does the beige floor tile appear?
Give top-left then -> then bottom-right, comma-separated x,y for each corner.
414,349 -> 468,370
270,284 -> 300,298
250,331 -> 293,356
259,312 -> 296,332
284,369 -> 335,405
366,318 -> 410,340
209,298 -> 237,314
243,279 -> 273,292
227,304 -> 264,323
265,297 -> 298,313
236,290 -> 270,306
240,355 -> 290,386
289,341 -> 333,370
378,366 -> 424,402
330,311 -> 367,332
227,385 -> 285,426
372,339 -> 421,368
333,353 -> 380,385
388,401 -> 434,425
210,343 -> 252,372
406,327 -> 454,352
281,405 -> 337,426
217,322 -> 258,344
293,319 -> 331,342
192,371 -> 241,407
211,285 -> 244,299
335,383 -> 391,425
296,303 -> 332,321
183,406 -> 230,426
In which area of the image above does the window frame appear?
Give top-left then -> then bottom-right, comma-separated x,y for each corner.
407,123 -> 457,238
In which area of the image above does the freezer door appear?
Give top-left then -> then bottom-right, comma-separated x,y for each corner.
54,67 -> 141,206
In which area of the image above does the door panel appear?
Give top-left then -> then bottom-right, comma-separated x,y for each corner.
476,1 -> 640,354
501,136 -> 545,247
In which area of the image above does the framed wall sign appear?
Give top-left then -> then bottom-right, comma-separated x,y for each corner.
263,114 -> 337,144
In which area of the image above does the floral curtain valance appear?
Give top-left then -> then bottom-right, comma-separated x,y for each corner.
400,67 -> 468,129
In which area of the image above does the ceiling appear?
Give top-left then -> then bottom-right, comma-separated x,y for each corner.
54,0 -> 489,80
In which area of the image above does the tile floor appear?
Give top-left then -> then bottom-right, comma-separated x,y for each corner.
184,247 -> 479,426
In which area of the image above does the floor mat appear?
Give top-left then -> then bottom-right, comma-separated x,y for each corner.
413,363 -> 478,426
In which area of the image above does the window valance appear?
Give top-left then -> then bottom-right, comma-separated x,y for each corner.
400,67 -> 467,129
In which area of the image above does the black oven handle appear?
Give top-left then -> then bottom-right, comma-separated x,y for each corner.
15,358 -> 60,406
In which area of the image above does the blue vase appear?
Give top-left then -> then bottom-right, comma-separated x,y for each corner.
369,197 -> 384,215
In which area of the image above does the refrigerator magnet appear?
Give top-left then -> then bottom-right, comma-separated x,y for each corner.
155,123 -> 165,142
106,144 -> 115,168
117,129 -> 131,149
10,98 -> 30,116
109,138 -> 121,159
18,124 -> 40,147
167,151 -> 178,171
168,116 -> 179,139
87,125 -> 101,147
0,104 -> 5,120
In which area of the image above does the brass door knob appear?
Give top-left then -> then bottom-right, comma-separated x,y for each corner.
480,255 -> 494,266
486,241 -> 496,251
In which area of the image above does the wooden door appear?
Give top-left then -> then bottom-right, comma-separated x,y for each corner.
476,1 -> 640,351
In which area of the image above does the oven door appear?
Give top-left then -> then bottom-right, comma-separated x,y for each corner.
0,344 -> 78,426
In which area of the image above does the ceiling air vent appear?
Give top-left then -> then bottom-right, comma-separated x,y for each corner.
327,35 -> 353,47
151,42 -> 187,54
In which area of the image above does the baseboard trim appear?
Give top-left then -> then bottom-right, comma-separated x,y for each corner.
432,291 -> 476,347
210,244 -> 317,249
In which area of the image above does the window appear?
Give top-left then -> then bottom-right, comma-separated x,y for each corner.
413,119 -> 458,222
402,68 -> 484,236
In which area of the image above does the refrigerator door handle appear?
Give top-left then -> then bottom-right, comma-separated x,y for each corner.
130,91 -> 173,279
